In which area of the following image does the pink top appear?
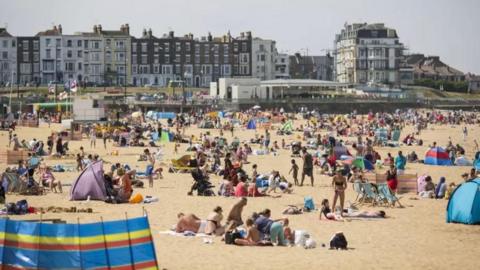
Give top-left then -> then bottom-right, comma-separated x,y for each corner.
234,182 -> 248,197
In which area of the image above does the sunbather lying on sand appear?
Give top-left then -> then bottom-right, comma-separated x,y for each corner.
343,210 -> 386,219
175,213 -> 208,234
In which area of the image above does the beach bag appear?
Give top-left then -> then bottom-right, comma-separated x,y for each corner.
330,232 -> 348,250
304,196 -> 315,211
224,230 -> 242,245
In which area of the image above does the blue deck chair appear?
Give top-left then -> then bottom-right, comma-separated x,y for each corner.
377,183 -> 402,207
362,183 -> 382,206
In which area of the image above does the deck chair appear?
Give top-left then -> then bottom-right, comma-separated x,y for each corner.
377,183 -> 402,207
352,181 -> 365,204
388,130 -> 401,147
362,183 -> 382,206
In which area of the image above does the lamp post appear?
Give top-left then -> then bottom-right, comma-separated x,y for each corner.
124,47 -> 127,103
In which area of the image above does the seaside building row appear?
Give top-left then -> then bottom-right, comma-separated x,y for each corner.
0,23 -> 476,90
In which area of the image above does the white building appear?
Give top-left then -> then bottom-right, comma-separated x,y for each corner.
0,28 -> 17,86
275,53 -> 289,79
334,23 -> 404,85
210,77 -> 261,99
251,38 -> 276,80
37,25 -> 64,84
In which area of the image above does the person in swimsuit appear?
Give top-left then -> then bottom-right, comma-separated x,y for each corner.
205,206 -> 225,236
386,165 -> 398,193
144,148 -> 155,188
331,170 -> 347,216
175,213 -> 208,234
234,218 -> 261,246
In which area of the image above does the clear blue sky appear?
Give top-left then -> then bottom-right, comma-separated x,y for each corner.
1,0 -> 479,74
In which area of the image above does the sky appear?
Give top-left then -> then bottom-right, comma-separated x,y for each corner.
1,0 -> 479,74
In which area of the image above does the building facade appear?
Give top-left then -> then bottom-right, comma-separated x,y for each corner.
334,23 -> 404,85
16,36 -> 40,85
289,53 -> 333,80
404,54 -> 465,82
251,38 -> 276,80
275,53 -> 290,79
0,28 -> 17,87
37,25 -> 64,84
131,30 -> 253,87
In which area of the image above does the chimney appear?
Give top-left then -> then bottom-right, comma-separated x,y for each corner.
93,25 -> 98,33
240,32 -> 245,38
53,25 -> 57,32
124,23 -> 130,34
98,24 -> 102,33
189,33 -> 194,39
58,24 -> 62,34
246,31 -> 252,38
169,31 -> 174,38
207,32 -> 212,42
142,28 -> 147,37
148,28 -> 152,37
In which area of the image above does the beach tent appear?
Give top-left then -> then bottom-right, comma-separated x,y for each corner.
417,174 -> 428,193
333,145 -> 350,158
455,156 -> 472,166
247,119 -> 256,129
160,131 -> 172,142
351,157 -> 374,171
424,147 -> 452,166
0,216 -> 158,269
446,178 -> 480,224
70,161 -> 107,201
474,159 -> 480,171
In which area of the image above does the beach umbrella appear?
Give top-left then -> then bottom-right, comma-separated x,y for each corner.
252,105 -> 261,110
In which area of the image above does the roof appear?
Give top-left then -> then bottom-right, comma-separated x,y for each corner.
406,55 -> 464,77
0,28 -> 12,37
260,79 -> 350,88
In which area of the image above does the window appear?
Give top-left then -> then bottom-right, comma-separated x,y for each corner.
12,40 -> 16,47
20,63 -> 31,73
84,40 -> 88,49
23,52 -> 29,62
214,54 -> 219,63
33,52 -> 39,62
132,43 -> 137,53
175,54 -> 180,63
176,42 -> 181,51
67,50 -> 72,58
223,65 -> 231,75
175,65 -> 181,74
164,43 -> 170,52
233,43 -> 238,52
106,39 -> 111,47
77,40 -> 82,47
195,54 -> 200,63
223,54 -> 229,64
185,43 -> 191,52
141,43 -> 147,52
223,44 -> 229,53
46,49 -> 51,59
141,54 -> 147,64
105,51 -> 112,62
78,63 -> 82,70
242,42 -> 247,52
162,65 -> 172,74
195,44 -> 200,54
94,42 -> 100,49
154,42 -> 159,52
1,52 -> 7,59
23,40 -> 29,49
259,44 -> 264,51
154,65 -> 159,73
260,54 -> 265,61
116,52 -> 125,61
33,63 -> 39,73
184,65 -> 193,75
186,55 -> 191,63
203,44 -> 209,52
2,40 -> 8,48
56,39 -> 61,46
67,40 -> 72,47
164,54 -> 170,64
154,54 -> 159,64
214,65 -> 219,74
78,51 -> 82,58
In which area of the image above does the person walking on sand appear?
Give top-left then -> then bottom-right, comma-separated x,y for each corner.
289,159 -> 299,186
90,126 -> 97,148
144,148 -> 155,188
300,148 -> 314,186
462,126 -> 468,141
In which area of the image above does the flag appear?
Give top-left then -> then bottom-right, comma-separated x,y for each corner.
58,91 -> 69,100
64,81 -> 70,91
70,80 -> 78,93
48,83 -> 55,94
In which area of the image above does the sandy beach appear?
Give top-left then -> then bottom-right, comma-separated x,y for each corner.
1,118 -> 480,270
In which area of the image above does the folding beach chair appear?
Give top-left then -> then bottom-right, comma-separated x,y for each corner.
362,182 -> 382,206
387,130 -> 401,147
377,183 -> 403,207
353,181 -> 365,204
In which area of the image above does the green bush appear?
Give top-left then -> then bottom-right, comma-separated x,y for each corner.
414,79 -> 468,93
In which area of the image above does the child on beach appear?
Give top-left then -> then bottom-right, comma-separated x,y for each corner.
234,218 -> 260,246
252,164 -> 258,180
289,159 -> 299,185
283,218 -> 294,245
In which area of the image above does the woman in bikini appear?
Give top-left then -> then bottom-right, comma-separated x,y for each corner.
331,170 -> 347,216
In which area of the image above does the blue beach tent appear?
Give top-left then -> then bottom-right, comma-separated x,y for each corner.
446,178 -> 480,225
